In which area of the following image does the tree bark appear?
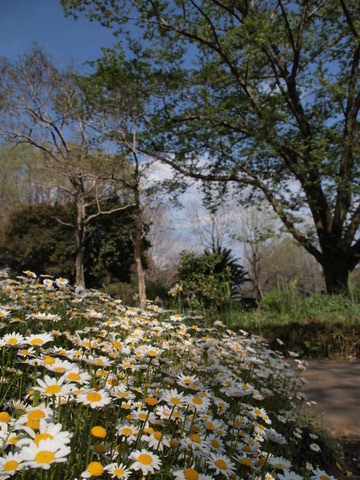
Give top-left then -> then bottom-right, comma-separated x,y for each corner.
321,253 -> 351,294
75,191 -> 86,289
134,229 -> 146,310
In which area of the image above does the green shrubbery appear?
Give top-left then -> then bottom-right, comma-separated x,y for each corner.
226,281 -> 360,360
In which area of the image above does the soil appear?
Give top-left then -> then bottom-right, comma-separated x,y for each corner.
301,360 -> 360,479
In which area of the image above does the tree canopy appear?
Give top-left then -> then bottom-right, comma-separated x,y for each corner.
61,0 -> 360,293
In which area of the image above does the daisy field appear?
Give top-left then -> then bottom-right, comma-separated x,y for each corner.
0,270 -> 336,479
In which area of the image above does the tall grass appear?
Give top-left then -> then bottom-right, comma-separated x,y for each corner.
217,280 -> 360,359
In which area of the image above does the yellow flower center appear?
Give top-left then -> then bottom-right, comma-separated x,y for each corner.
137,453 -> 153,465
4,460 -> 19,472
35,451 -> 55,465
192,397 -> 203,405
184,468 -> 199,480
30,339 -> 45,346
190,434 -> 201,443
320,476 -> 331,480
7,338 -> 19,345
153,431 -> 162,441
240,457 -> 253,468
87,461 -> 104,477
67,372 -> 81,381
34,433 -> 53,446
43,356 -> 55,365
26,420 -> 40,430
45,385 -> 62,395
8,436 -> 19,445
28,410 -> 45,420
53,367 -> 66,373
170,397 -> 180,405
86,392 -> 102,402
91,426 -> 107,439
215,459 -> 227,470
211,439 -> 220,448
144,397 -> 158,406
122,427 -> 133,436
114,467 -> 125,476
0,412 -> 11,423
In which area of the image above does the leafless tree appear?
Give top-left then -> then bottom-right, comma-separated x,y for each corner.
0,46 -> 132,288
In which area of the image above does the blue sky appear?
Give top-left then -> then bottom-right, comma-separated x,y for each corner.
0,0 -> 116,68
0,0 -> 240,256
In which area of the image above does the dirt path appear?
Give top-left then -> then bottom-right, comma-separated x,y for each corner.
301,360 -> 360,479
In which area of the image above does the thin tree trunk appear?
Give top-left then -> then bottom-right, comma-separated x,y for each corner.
75,194 -> 86,289
134,233 -> 146,310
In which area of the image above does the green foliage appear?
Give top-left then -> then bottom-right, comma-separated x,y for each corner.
260,278 -> 304,320
226,282 -> 360,359
177,248 -> 247,316
0,200 -> 145,289
0,203 -> 75,279
61,0 -> 360,294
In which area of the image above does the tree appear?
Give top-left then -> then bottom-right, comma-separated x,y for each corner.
0,199 -> 143,288
186,201 -> 234,254
77,49 -> 163,308
234,205 -> 281,300
144,202 -> 181,289
0,46 -> 132,288
62,1 -> 360,294
0,143 -> 53,230
260,236 -> 325,295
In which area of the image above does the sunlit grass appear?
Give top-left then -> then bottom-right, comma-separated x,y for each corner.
0,270 -> 338,479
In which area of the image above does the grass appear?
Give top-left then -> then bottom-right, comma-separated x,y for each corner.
0,270 -> 341,479
213,281 -> 360,360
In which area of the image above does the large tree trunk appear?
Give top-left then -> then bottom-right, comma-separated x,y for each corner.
321,253 -> 352,294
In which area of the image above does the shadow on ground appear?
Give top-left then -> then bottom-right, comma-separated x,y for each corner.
302,360 -> 360,479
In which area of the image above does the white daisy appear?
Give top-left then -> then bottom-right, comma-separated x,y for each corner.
76,388 -> 111,408
278,471 -> 304,480
25,333 -> 54,347
311,468 -> 337,480
104,462 -> 132,479
173,467 -> 201,480
2,332 -> 25,346
21,438 -> 71,469
0,451 -> 24,477
129,449 -> 161,475
206,453 -> 236,479
33,375 -> 74,398
268,455 -> 292,471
